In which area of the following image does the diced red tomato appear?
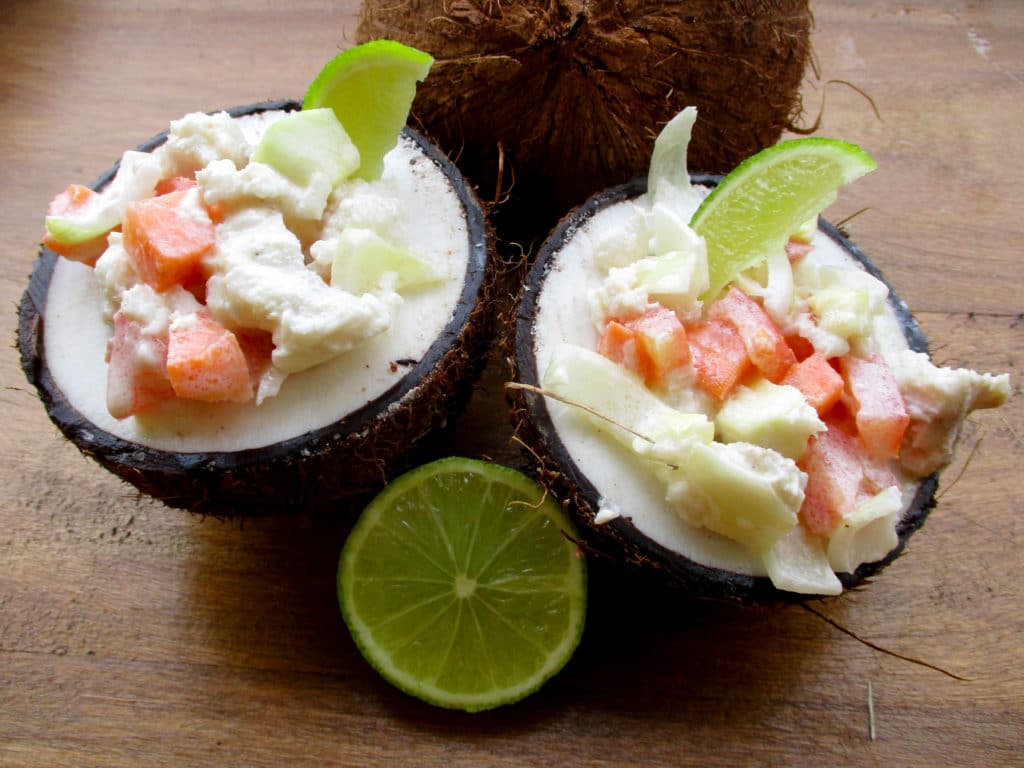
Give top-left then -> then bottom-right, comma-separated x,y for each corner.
799,421 -> 864,535
235,329 -> 275,386
42,184 -> 112,266
122,188 -> 216,292
798,416 -> 900,536
708,286 -> 796,382
105,310 -> 175,419
598,320 -> 637,369
154,177 -> 197,196
781,352 -> 845,416
784,332 -> 816,362
203,200 -> 228,224
687,318 -> 751,400
599,305 -> 692,386
154,177 -> 229,223
166,312 -> 253,404
625,305 -> 690,386
840,353 -> 909,461
785,238 -> 814,261
181,273 -> 208,305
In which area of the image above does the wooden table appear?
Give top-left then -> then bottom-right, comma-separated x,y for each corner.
2,2 -> 1021,765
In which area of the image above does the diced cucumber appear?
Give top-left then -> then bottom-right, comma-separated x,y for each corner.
252,108 -> 359,188
715,378 -> 825,460
329,227 -> 441,294
763,524 -> 843,595
809,286 -> 872,340
826,485 -> 901,573
634,249 -> 708,316
677,441 -> 802,553
542,344 -> 713,450
795,260 -> 889,343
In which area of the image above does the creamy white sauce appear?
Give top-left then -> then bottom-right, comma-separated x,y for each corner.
43,126 -> 470,453
532,194 -> 913,578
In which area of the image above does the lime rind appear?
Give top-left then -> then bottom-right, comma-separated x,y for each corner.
338,457 -> 586,712
303,40 -> 434,181
691,136 -> 877,303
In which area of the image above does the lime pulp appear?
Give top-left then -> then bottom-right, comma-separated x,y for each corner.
338,457 -> 587,712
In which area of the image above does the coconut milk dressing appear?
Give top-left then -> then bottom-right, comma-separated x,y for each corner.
43,112 -> 470,452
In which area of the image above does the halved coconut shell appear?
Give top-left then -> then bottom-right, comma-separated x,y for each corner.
510,175 -> 939,602
19,100 -> 497,516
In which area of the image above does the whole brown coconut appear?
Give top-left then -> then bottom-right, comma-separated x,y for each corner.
358,0 -> 813,244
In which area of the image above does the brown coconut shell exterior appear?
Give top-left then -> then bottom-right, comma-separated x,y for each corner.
509,176 -> 940,603
18,101 -> 498,517
358,0 -> 813,243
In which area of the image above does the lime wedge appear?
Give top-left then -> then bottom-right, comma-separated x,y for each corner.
691,137 -> 877,303
338,457 -> 587,712
303,40 -> 434,181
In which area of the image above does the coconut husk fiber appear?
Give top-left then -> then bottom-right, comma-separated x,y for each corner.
358,0 -> 813,247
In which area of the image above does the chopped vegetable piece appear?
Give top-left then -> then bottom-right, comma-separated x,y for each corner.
598,320 -> 637,371
798,421 -> 865,536
826,486 -> 901,574
785,238 -> 814,261
780,352 -> 845,416
252,108 -> 360,188
715,378 -> 824,460
764,524 -> 842,596
329,227 -> 442,294
42,185 -> 111,266
105,310 -> 175,419
154,176 -> 228,222
679,441 -> 801,552
784,332 -> 816,362
236,329 -> 275,385
798,416 -> 899,536
545,343 -> 714,451
840,354 -> 909,460
122,189 -> 216,292
708,286 -> 796,382
154,177 -> 197,195
623,305 -> 690,386
166,312 -> 253,403
687,318 -> 751,400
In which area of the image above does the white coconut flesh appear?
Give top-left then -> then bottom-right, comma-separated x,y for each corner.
529,193 -> 922,582
42,114 -> 471,454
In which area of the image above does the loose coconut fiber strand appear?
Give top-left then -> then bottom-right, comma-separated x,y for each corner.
358,0 -> 813,242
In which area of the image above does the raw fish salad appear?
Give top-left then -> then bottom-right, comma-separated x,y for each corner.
43,108 -> 447,420
533,109 -> 1010,594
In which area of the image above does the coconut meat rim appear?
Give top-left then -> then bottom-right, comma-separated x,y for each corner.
37,103 -> 476,454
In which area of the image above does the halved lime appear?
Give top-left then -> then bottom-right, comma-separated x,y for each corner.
691,137 -> 877,302
303,40 -> 434,181
338,457 -> 587,712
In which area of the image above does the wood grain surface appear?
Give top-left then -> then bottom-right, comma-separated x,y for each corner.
2,1 -> 1021,766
